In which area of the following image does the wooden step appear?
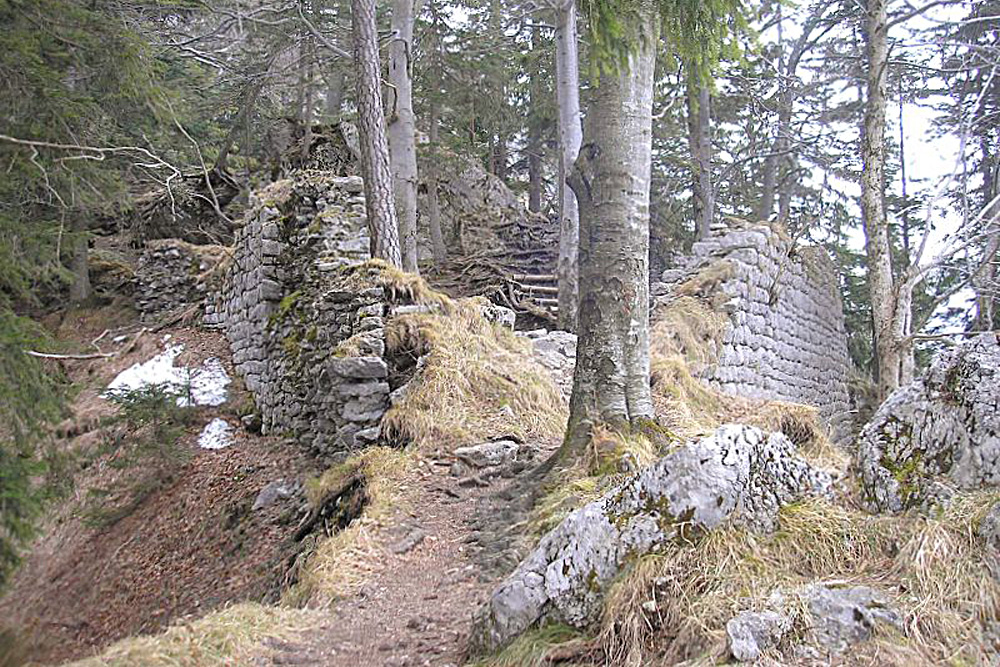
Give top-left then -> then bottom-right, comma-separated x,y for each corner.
515,283 -> 558,295
511,273 -> 556,283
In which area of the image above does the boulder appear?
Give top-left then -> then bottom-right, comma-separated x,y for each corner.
857,333 -> 1000,512
470,424 -> 832,653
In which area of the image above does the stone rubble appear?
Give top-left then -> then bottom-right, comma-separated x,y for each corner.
471,424 -> 832,652
857,333 -> 1000,512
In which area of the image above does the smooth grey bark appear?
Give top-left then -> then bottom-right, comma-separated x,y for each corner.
860,0 -> 900,399
686,74 -> 714,240
555,0 -> 583,330
564,3 -> 657,456
353,0 -> 401,266
427,101 -> 447,265
388,0 -> 420,273
975,153 -> 999,330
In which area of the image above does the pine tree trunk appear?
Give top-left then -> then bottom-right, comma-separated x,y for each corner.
69,217 -> 90,304
427,102 -> 447,265
301,36 -> 315,163
555,0 -> 582,331
686,77 -> 714,240
563,3 -> 657,457
860,0 -> 899,400
353,0 -> 401,266
326,69 -> 345,120
388,0 -> 420,273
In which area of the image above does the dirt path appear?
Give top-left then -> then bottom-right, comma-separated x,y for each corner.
253,448 -> 550,667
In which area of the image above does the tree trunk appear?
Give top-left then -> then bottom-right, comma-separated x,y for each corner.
527,24 -> 544,215
686,75 -> 714,240
353,0 -> 401,266
301,36 -> 315,163
975,152 -> 999,330
388,0 -> 420,273
326,69 -> 345,120
563,3 -> 658,457
427,101 -> 447,266
69,217 -> 90,304
860,0 -> 899,400
555,0 -> 583,331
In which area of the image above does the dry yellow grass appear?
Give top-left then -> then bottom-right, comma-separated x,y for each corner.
597,491 -> 1000,666
61,603 -> 322,667
285,446 -> 411,605
381,298 -> 567,452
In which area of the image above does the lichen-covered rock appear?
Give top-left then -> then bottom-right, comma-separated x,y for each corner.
980,502 -> 1000,552
800,584 -> 900,653
726,585 -> 900,661
518,329 -> 576,400
471,424 -> 832,652
857,333 -> 1000,512
727,609 -> 790,661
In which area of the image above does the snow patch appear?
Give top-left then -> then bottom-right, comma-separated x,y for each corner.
104,344 -> 231,407
198,418 -> 234,450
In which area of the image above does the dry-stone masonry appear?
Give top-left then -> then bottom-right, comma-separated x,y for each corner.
205,170 -> 391,457
471,424 -> 832,652
857,332 -> 1000,512
135,239 -> 227,319
660,222 -> 853,444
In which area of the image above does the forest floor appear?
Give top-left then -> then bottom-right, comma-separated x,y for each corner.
3,303 -> 551,667
2,308 -> 316,665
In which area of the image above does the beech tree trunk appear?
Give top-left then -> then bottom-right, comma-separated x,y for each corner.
860,0 -> 900,400
353,0 -> 401,266
686,74 -> 713,240
555,0 -> 583,331
388,0 -> 420,273
527,24 -> 544,215
563,3 -> 657,457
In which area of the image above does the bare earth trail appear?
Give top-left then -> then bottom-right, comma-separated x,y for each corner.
255,448 -> 548,667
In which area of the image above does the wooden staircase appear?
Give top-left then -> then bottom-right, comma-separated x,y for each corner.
511,273 -> 559,320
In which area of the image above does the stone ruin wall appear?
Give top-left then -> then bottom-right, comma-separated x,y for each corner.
662,223 -> 854,443
204,171 -> 393,458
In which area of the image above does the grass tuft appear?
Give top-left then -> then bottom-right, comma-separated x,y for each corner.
62,603 -> 321,667
286,447 -> 411,605
596,491 -> 1000,666
381,299 -> 566,452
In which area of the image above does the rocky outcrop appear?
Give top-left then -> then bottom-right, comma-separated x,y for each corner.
205,172 -> 390,457
660,222 -> 853,444
857,333 -> 1000,512
471,424 -> 832,652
